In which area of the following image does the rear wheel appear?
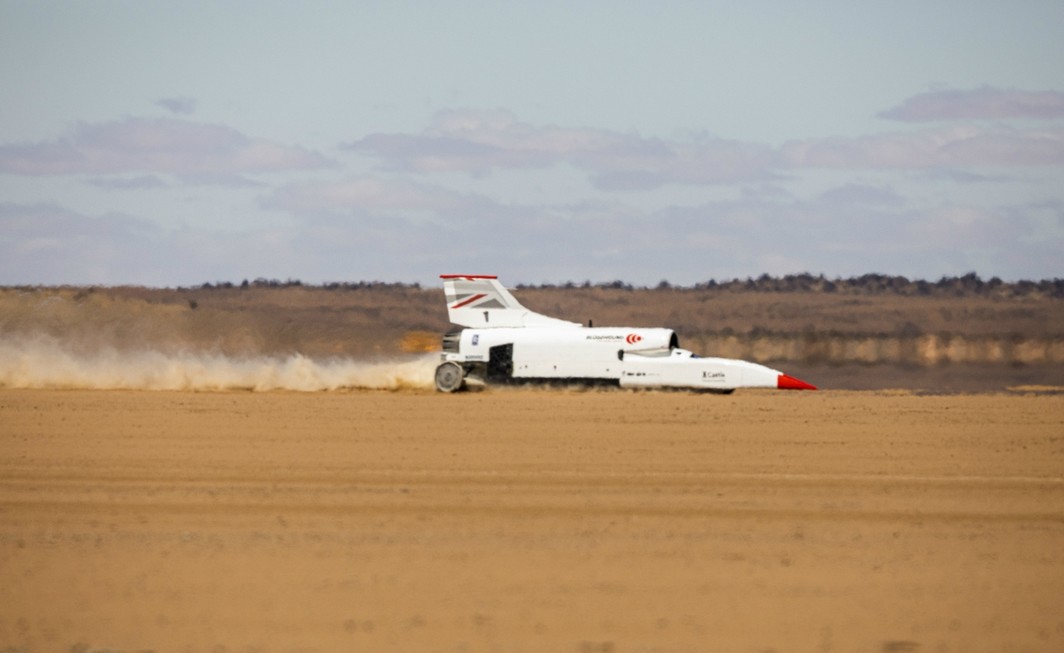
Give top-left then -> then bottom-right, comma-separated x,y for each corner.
434,361 -> 465,392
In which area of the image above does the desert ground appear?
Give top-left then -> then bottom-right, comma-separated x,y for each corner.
2,387 -> 1062,653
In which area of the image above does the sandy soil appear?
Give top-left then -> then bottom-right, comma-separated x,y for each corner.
1,388 -> 1062,653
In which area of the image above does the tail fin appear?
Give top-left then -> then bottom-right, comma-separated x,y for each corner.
441,275 -> 579,328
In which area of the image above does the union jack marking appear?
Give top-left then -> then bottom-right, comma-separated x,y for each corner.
451,293 -> 486,309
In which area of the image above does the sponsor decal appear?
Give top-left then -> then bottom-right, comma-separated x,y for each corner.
472,334 -> 479,346
585,333 -> 645,344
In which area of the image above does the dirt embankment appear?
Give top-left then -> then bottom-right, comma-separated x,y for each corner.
1,280 -> 1062,391
516,285 -> 1064,367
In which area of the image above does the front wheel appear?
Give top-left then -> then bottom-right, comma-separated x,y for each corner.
434,361 -> 465,392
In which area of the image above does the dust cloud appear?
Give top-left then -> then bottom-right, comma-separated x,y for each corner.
0,335 -> 437,391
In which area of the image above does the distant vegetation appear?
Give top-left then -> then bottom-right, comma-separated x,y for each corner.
179,273 -> 1063,299
7,272 -> 1061,299
523,273 -> 1064,299
194,278 -> 421,291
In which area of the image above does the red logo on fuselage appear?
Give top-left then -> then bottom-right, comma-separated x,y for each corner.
625,333 -> 643,345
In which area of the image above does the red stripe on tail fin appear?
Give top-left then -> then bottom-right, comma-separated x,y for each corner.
450,293 -> 487,309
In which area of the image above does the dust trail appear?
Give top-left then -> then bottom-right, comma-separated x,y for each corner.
0,335 -> 438,391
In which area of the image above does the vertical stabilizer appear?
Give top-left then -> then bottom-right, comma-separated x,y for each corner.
441,275 -> 580,328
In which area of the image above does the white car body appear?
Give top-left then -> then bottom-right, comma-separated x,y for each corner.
435,274 -> 816,393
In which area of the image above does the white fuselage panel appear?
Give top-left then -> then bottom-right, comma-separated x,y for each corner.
451,326 -> 674,380
619,350 -> 781,389
444,326 -> 785,389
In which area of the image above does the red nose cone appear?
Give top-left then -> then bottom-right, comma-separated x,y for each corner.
777,374 -> 817,390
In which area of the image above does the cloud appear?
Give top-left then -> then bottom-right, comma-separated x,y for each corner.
86,175 -> 168,190
265,176 -> 493,216
647,195 -> 1062,282
879,87 -> 1064,122
780,124 -> 1064,169
346,110 -> 1064,191
344,109 -> 778,188
85,172 -> 263,189
259,168 -> 1062,284
0,117 -> 335,176
177,173 -> 266,188
0,201 -> 335,286
156,97 -> 197,115
4,183 -> 1061,287
917,168 -> 1013,184
4,93 -> 1061,286
0,202 -> 156,239
0,202 -> 163,284
818,184 -> 904,206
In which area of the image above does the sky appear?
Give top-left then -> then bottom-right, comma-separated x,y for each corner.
1,1 -> 1063,287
